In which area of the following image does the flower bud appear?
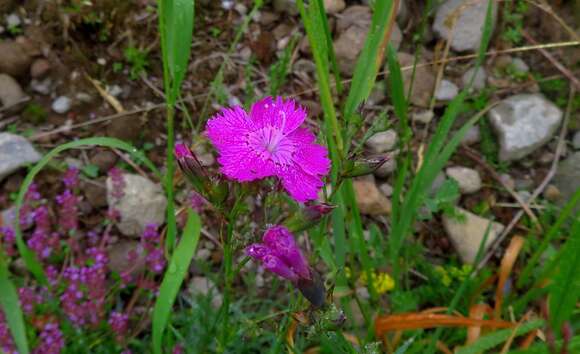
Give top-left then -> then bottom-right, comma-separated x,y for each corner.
284,203 -> 336,233
296,270 -> 326,308
175,143 -> 208,193
341,155 -> 390,178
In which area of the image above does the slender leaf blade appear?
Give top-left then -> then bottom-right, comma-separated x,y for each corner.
152,210 -> 201,354
0,254 -> 29,354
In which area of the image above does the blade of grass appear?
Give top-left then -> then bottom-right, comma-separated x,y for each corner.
314,0 -> 343,95
455,320 -> 544,354
152,210 -> 201,354
157,0 -> 195,251
548,217 -> 580,335
14,137 -> 160,285
343,0 -> 398,140
0,253 -> 29,354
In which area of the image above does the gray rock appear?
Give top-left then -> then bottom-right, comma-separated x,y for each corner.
335,6 -> 402,76
461,125 -> 481,145
0,133 -> 41,182
188,276 -> 223,308
462,67 -> 487,91
488,94 -> 563,161
272,0 -> 298,15
0,40 -> 34,77
374,154 -> 397,178
572,131 -> 580,150
435,79 -> 459,101
1,207 -> 16,229
379,183 -> 393,197
30,58 -> 51,79
5,13 -> 21,28
0,74 -> 25,107
412,110 -> 435,124
323,0 -> 346,14
366,129 -> 398,153
396,53 -> 436,107
511,58 -> 529,73
446,166 -> 482,194
108,240 -> 146,275
51,96 -> 72,114
430,172 -> 446,195
30,78 -> 52,95
106,173 -> 167,237
433,0 -> 498,52
442,208 -> 504,264
552,152 -> 580,212
353,178 -> 392,215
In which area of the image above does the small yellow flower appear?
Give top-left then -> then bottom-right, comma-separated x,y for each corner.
359,271 -> 395,294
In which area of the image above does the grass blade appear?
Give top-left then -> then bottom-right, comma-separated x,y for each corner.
548,217 -> 580,334
152,210 -> 201,354
455,320 -> 544,354
0,253 -> 29,354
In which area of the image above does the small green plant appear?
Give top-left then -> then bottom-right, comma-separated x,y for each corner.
268,34 -> 298,95
22,103 -> 48,125
501,0 -> 528,45
123,46 -> 149,80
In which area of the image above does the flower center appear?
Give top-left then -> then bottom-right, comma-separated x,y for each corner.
247,125 -> 294,166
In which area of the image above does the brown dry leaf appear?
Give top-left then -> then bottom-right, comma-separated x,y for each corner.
467,303 -> 494,344
375,312 -> 514,337
495,235 -> 525,319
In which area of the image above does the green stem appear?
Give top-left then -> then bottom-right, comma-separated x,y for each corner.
165,103 -> 177,250
219,219 -> 235,351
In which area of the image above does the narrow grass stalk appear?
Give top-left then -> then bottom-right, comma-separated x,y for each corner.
0,252 -> 29,354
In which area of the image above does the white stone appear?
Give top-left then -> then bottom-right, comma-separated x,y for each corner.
189,276 -> 223,308
106,173 -> 167,237
412,110 -> 435,124
461,125 -> 481,145
446,166 -> 482,194
435,79 -> 459,101
0,74 -> 25,107
30,78 -> 52,95
442,208 -> 504,264
488,94 -> 563,161
366,130 -> 398,153
51,96 -> 72,114
379,183 -> 393,197
511,58 -> 529,73
5,14 -> 21,28
433,0 -> 498,52
0,133 -> 41,182
572,131 -> 580,150
324,0 -> 346,14
462,67 -> 487,91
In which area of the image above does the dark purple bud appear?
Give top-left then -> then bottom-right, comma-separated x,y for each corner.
304,203 -> 336,222
296,270 -> 326,308
174,143 -> 208,191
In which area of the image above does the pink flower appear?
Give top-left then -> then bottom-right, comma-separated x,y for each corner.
206,97 -> 330,202
246,225 -> 311,283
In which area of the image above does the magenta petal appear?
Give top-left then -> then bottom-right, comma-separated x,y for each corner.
250,97 -> 306,134
293,143 -> 331,177
279,165 -> 324,203
262,254 -> 299,282
263,226 -> 310,280
246,243 -> 270,261
174,143 -> 192,159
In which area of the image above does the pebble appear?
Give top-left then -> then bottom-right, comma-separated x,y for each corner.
366,130 -> 398,153
435,79 -> 459,101
324,0 -> 346,14
499,173 -> 515,190
83,179 -> 108,208
412,110 -> 435,124
335,6 -> 401,76
90,150 -> 118,172
488,94 -> 563,161
188,276 -> 223,308
106,173 -> 168,237
511,57 -> 529,73
5,13 -> 21,28
374,154 -> 397,178
272,0 -> 298,15
461,125 -> 481,145
0,73 -> 26,108
379,183 -> 393,197
396,52 -> 436,107
0,40 -> 34,77
108,240 -> 145,275
442,207 -> 505,264
543,185 -> 562,203
51,96 -> 72,114
433,0 -> 498,52
30,78 -> 52,95
572,131 -> 580,150
353,178 -> 392,216
0,133 -> 41,182
30,58 -> 51,79
446,166 -> 482,194
462,67 -> 487,91
552,152 -> 580,213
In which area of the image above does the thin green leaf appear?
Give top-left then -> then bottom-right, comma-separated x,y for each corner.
455,320 -> 544,354
152,210 -> 201,354
0,253 -> 29,354
15,137 -> 160,285
548,217 -> 580,333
